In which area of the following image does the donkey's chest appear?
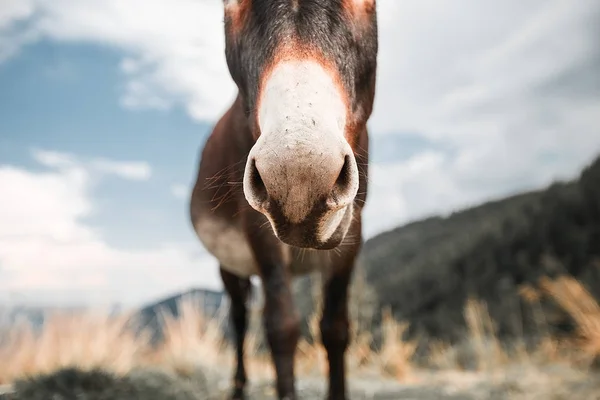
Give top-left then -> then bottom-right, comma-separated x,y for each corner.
288,248 -> 335,276
193,214 -> 260,278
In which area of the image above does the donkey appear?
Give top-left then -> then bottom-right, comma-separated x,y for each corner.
190,1 -> 378,399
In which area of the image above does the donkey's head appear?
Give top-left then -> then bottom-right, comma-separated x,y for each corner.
224,0 -> 378,249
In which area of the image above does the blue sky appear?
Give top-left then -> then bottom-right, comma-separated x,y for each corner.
0,40 -> 220,306
1,41 -> 211,249
1,0 -> 599,308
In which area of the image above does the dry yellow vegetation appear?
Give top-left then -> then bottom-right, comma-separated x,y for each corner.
0,274 -> 598,387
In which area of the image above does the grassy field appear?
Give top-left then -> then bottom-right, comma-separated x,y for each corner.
0,275 -> 599,398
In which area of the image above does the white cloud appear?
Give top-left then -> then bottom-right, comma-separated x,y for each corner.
0,150 -> 220,308
171,183 -> 190,200
363,152 -> 470,238
32,148 -> 153,181
0,0 -> 33,28
90,158 -> 152,181
362,147 -> 584,238
364,0 -> 600,235
0,0 -> 235,119
1,0 -> 599,242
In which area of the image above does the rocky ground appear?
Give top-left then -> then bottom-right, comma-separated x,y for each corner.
2,363 -> 599,400
204,363 -> 600,400
232,369 -> 600,400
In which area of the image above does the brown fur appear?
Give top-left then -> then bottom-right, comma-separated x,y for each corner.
190,1 -> 377,399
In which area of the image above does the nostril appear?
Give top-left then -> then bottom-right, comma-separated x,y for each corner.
248,158 -> 268,204
329,155 -> 353,206
335,155 -> 352,191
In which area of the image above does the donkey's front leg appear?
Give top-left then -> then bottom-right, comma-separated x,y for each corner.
220,267 -> 251,400
244,211 -> 299,400
261,262 -> 300,400
320,258 -> 355,400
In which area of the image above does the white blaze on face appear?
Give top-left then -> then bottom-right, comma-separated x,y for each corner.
258,59 -> 347,143
245,59 -> 358,242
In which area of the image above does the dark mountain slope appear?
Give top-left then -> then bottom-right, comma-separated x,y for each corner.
360,155 -> 600,344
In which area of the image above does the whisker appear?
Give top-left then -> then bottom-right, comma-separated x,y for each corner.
259,220 -> 271,230
202,158 -> 247,190
210,186 -> 237,212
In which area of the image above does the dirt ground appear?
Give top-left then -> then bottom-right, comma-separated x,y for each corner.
208,364 -> 600,400
2,363 -> 599,400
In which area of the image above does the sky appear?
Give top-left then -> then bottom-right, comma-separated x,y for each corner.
0,0 -> 599,308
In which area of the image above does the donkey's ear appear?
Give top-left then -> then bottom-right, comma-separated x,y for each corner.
224,0 -> 249,33
344,0 -> 376,17
351,0 -> 376,7
224,0 -> 245,12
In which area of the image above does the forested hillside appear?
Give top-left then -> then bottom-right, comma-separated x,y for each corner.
359,154 -> 600,344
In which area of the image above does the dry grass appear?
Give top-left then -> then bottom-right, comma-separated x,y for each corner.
292,270 -> 417,381
427,276 -> 600,373
377,308 -> 417,379
539,275 -> 600,364
141,293 -> 230,373
0,309 -> 148,384
295,306 -> 416,381
0,275 -> 598,387
463,297 -> 509,370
